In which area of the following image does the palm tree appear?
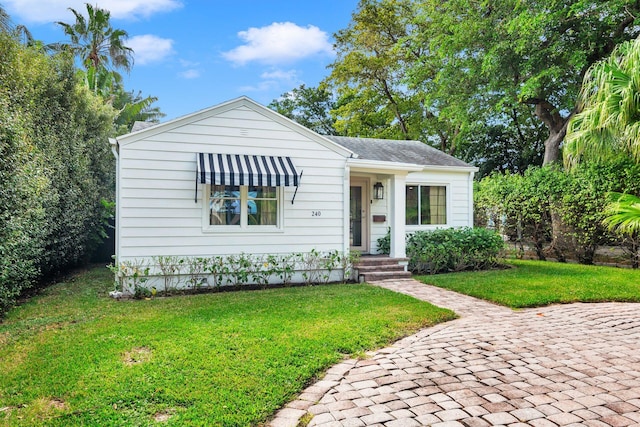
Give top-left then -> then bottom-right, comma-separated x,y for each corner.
565,36 -> 640,240
0,5 -> 34,45
55,5 -> 164,130
55,3 -> 133,75
565,37 -> 640,167
113,89 -> 165,135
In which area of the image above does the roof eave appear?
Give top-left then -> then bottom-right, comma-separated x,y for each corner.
347,158 -> 478,173
347,158 -> 424,172
419,165 -> 479,173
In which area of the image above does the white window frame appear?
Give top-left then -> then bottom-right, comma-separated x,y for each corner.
405,183 -> 450,230
202,184 -> 284,233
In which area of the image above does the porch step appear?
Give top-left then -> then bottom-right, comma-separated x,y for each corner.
355,256 -> 411,282
357,264 -> 407,273
359,271 -> 412,282
356,255 -> 409,266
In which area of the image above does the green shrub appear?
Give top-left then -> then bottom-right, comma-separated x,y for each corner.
110,250 -> 359,295
378,228 -> 504,274
377,228 -> 391,254
475,160 -> 640,265
407,228 -> 504,274
0,34 -> 115,316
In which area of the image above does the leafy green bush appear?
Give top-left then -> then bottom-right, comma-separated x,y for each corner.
377,228 -> 391,254
110,250 -> 359,294
475,160 -> 640,265
0,34 -> 115,315
407,228 -> 504,274
377,227 -> 504,274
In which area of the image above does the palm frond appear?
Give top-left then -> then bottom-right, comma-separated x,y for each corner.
565,36 -> 640,169
0,5 -> 11,33
603,193 -> 640,235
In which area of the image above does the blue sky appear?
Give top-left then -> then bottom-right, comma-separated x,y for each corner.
3,0 -> 359,121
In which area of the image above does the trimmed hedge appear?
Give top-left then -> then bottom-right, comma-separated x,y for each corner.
0,34 -> 115,315
475,161 -> 640,264
377,227 -> 504,274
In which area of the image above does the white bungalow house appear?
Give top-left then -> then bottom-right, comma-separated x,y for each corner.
110,97 -> 477,291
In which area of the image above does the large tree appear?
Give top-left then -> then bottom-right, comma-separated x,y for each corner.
269,84 -> 339,135
327,0 -> 640,169
412,0 -> 640,165
325,0 -> 429,142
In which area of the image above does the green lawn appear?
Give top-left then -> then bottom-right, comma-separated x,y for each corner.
417,259 -> 640,308
0,267 -> 454,426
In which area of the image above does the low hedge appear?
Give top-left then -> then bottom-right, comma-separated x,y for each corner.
378,227 -> 504,274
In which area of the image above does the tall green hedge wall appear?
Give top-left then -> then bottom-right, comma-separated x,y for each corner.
0,34 -> 115,315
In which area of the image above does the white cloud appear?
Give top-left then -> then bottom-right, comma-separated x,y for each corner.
179,59 -> 199,68
260,69 -> 298,82
179,69 -> 200,79
238,81 -> 278,93
4,0 -> 182,23
239,68 -> 300,93
128,34 -> 174,65
222,22 -> 333,65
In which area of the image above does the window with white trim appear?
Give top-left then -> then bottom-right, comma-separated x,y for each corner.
209,185 -> 279,227
406,185 -> 447,225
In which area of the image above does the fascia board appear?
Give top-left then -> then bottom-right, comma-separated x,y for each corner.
347,158 -> 424,172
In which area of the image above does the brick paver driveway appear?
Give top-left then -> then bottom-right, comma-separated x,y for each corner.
271,279 -> 640,427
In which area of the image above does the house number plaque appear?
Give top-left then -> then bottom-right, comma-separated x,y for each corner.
312,211 -> 321,217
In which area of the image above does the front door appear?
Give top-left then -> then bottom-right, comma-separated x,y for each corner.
350,179 -> 369,252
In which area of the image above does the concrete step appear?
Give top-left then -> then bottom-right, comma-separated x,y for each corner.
356,264 -> 407,273
360,270 -> 412,282
355,255 -> 411,282
355,256 -> 408,267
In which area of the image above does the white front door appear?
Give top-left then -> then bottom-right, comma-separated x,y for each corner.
350,179 -> 369,252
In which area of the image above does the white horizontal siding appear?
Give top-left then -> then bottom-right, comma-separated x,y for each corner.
119,243 -> 343,259
118,104 -> 348,260
121,227 -> 344,244
126,138 -> 338,156
370,194 -> 389,254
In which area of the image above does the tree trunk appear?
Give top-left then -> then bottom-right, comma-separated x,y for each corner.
525,98 -> 574,260
525,98 -> 572,165
542,128 -> 565,165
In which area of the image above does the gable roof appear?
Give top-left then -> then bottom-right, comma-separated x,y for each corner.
324,136 -> 473,168
118,98 -> 476,171
114,97 -> 354,158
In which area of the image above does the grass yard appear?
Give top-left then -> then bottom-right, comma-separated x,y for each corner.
0,267 -> 454,426
417,258 -> 640,308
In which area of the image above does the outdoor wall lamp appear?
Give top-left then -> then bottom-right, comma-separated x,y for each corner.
373,181 -> 384,200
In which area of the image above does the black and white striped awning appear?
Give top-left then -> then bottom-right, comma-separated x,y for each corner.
196,153 -> 300,187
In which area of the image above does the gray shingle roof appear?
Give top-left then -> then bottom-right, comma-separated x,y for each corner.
324,136 -> 472,168
131,121 -> 158,133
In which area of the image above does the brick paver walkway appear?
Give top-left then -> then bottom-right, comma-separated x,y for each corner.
270,278 -> 640,427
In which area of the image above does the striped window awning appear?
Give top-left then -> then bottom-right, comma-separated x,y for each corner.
196,153 -> 300,187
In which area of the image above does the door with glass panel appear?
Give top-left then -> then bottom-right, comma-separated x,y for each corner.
350,179 -> 369,252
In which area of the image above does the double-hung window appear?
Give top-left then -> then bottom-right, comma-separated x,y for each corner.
197,153 -> 299,232
406,185 -> 447,225
209,185 -> 279,228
